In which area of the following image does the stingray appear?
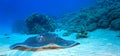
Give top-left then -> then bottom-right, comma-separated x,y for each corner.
10,33 -> 80,51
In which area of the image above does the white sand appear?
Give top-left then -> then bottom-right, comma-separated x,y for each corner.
0,29 -> 120,56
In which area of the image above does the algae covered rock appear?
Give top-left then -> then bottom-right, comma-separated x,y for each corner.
26,14 -> 57,34
111,18 -> 120,30
87,23 -> 97,31
76,31 -> 88,39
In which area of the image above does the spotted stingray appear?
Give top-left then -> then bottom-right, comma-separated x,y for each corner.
10,33 -> 80,51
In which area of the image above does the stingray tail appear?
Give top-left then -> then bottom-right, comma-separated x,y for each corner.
10,43 -> 25,49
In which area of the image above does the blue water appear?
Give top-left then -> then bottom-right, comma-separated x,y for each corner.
0,0 -> 97,33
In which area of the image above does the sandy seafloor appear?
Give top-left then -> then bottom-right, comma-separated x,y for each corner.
0,29 -> 120,56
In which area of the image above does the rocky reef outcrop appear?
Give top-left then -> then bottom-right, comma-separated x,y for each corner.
59,0 -> 120,35
26,14 -> 57,34
111,18 -> 120,30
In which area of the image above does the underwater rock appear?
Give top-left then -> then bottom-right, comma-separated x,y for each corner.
97,18 -> 110,29
76,31 -> 88,39
111,18 -> 120,30
87,23 -> 97,31
10,33 -> 80,51
26,14 -> 57,34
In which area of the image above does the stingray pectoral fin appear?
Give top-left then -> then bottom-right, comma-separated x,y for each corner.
56,41 -> 80,47
55,38 -> 80,47
10,43 -> 25,49
10,42 -> 50,49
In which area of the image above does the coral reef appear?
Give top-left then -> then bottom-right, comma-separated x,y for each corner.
59,0 -> 120,34
26,13 -> 57,34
